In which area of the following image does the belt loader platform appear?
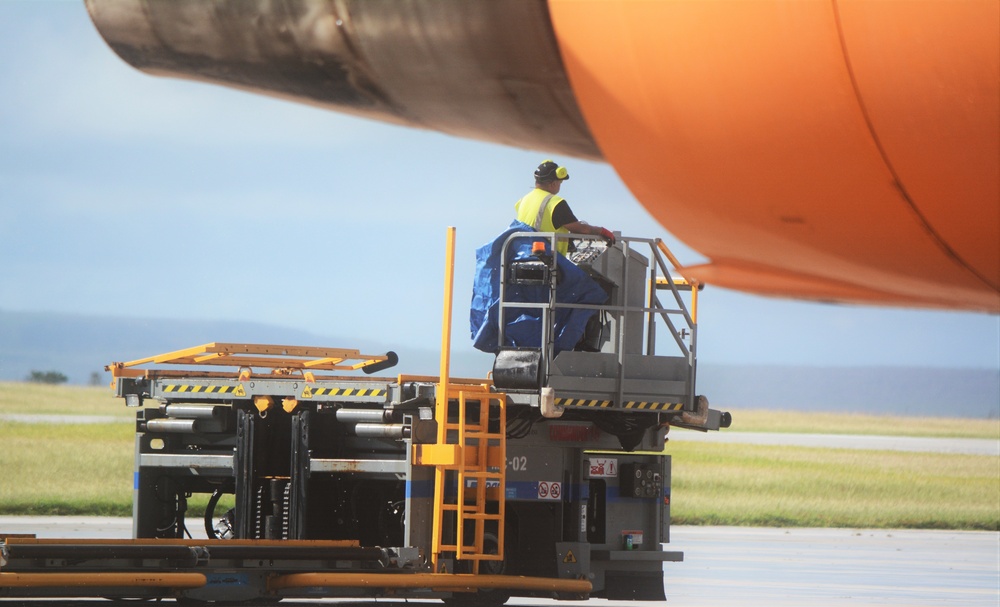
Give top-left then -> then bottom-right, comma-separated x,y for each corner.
0,230 -> 729,605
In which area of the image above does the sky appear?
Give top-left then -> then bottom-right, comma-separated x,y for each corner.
1,1 -> 998,373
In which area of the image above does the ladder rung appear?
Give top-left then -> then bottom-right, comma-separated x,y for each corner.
464,513 -> 503,520
442,424 -> 488,432
432,386 -> 508,570
445,550 -> 505,558
442,504 -> 482,513
453,552 -> 504,560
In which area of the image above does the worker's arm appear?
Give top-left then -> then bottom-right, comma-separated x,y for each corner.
561,221 -> 616,244
552,201 -> 615,244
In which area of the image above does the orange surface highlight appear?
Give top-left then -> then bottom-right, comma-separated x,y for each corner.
549,0 -> 999,312
836,0 -> 1000,290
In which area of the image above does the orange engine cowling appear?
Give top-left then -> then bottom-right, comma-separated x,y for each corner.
549,0 -> 999,312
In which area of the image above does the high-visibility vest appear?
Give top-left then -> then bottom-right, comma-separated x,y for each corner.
515,188 -> 570,255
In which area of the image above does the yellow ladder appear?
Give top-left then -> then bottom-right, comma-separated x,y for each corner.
429,384 -> 506,573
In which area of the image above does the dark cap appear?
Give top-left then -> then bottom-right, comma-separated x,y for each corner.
534,159 -> 569,181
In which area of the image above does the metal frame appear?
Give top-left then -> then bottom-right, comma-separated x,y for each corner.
108,343 -> 396,380
497,232 -> 701,410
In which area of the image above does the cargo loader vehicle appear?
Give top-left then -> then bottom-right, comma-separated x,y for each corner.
0,229 -> 730,604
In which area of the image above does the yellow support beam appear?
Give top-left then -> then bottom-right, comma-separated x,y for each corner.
413,444 -> 461,467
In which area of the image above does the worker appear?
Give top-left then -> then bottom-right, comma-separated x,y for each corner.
515,159 -> 616,255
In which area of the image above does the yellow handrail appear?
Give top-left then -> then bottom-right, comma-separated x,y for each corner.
106,343 -> 394,377
431,227 -> 457,571
656,239 -> 701,324
428,227 -> 506,573
438,226 -> 456,414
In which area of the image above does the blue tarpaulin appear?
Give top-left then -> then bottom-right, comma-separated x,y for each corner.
470,221 -> 608,353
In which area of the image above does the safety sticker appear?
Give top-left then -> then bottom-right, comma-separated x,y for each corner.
233,385 -> 246,397
556,398 -> 611,408
205,573 -> 250,587
301,387 -> 387,398
163,384 -> 237,394
538,481 -> 562,500
621,529 -> 644,548
563,550 -> 577,564
465,478 -> 501,489
622,401 -> 683,410
588,457 -> 618,478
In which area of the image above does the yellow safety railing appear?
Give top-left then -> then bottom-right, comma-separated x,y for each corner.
428,226 -> 506,573
656,239 -> 701,324
430,385 -> 506,573
107,343 -> 396,380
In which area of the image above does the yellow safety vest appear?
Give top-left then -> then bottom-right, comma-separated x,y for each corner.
515,188 -> 570,255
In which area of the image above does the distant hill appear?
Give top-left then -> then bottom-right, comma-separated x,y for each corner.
0,309 -> 485,384
1,309 -> 996,419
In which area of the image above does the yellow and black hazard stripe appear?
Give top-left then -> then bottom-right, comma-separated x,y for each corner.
556,398 -> 612,408
622,401 -> 683,411
163,384 -> 238,394
301,387 -> 387,399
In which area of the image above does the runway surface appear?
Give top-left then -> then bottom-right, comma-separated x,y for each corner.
1,517 -> 997,606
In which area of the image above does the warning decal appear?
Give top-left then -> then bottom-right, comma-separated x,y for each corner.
563,550 -> 577,564
163,384 -> 237,394
537,481 -> 562,501
622,401 -> 683,410
307,387 -> 387,398
589,457 -> 618,478
556,398 -> 611,408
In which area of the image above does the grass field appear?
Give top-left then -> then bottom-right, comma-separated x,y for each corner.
0,382 -> 130,418
729,409 -> 1000,439
0,421 -> 133,515
1,382 -> 998,529
668,442 -> 998,530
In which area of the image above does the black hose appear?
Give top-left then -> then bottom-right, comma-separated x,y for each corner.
205,488 -> 224,539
